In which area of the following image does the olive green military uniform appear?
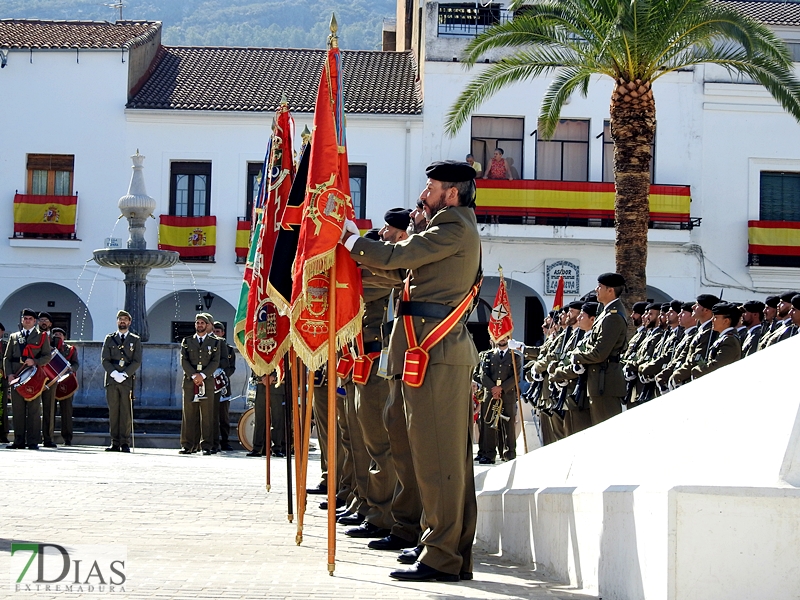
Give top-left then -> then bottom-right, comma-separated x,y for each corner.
572,298 -> 628,426
179,334 -> 220,452
542,327 -> 572,440
691,329 -> 742,379
654,325 -> 696,392
741,323 -> 764,357
216,340 -> 236,448
621,326 -> 647,407
54,341 -> 79,444
4,327 -> 52,447
531,332 -> 558,445
669,321 -> 716,388
41,334 -> 58,447
101,331 -> 142,448
252,374 -> 287,455
350,205 -> 480,576
551,328 -> 592,436
480,347 -> 523,460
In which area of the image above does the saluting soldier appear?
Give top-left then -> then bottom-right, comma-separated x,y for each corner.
4,308 -> 52,449
51,328 -> 79,446
668,294 -> 720,389
570,273 -> 628,425
740,301 -> 766,357
341,160 -> 480,582
179,313 -> 220,455
691,303 -> 743,379
101,310 -> 142,452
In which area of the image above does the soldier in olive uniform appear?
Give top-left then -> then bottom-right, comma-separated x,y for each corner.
740,301 -> 766,357
669,294 -> 720,389
4,308 -> 52,449
36,312 -> 61,448
570,273 -> 628,426
479,336 -> 523,462
761,291 -> 800,348
654,302 -> 697,393
638,300 -> 684,403
179,313 -> 220,455
691,302 -> 743,379
0,322 -> 8,444
212,321 -> 237,451
342,161 -> 480,582
51,328 -> 79,445
101,310 -> 142,452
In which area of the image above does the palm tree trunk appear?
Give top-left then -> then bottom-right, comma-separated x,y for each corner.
610,79 -> 655,311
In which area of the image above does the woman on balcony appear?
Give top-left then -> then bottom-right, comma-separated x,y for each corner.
483,148 -> 513,180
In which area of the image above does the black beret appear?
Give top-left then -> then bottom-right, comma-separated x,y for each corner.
21,308 -> 37,318
364,228 -> 381,241
765,295 -> 780,308
581,302 -> 600,317
383,208 -> 411,231
669,300 -> 683,312
583,293 -> 598,303
51,327 -> 66,335
660,303 -> 670,312
38,311 -> 52,321
568,300 -> 584,310
548,310 -> 558,319
680,301 -> 695,312
712,302 -> 740,320
425,160 -> 476,182
645,302 -> 661,312
597,272 -> 625,287
743,300 -> 765,313
779,290 -> 799,302
631,301 -> 648,314
792,294 -> 800,309
696,294 -> 721,310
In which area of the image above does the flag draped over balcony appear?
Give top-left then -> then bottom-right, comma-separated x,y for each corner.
158,215 -> 217,257
289,42 -> 363,369
488,266 -> 513,343
246,102 -> 296,375
14,194 -> 78,237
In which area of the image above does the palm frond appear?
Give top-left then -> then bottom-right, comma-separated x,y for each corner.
539,68 -> 594,139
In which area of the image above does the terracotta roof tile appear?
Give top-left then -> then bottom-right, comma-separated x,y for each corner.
0,19 -> 161,50
127,46 -> 422,115
715,1 -> 800,26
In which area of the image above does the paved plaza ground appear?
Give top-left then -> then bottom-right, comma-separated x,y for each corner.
0,443 -> 595,599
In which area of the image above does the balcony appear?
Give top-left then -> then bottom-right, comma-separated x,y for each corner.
475,180 -> 698,230
158,215 -> 216,262
12,193 -> 78,240
438,3 -> 512,37
748,220 -> 800,268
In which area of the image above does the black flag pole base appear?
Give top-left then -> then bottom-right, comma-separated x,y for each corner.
328,563 -> 335,576
266,484 -> 271,492
288,513 -> 294,523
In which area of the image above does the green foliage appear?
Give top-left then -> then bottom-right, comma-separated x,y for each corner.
2,0 -> 394,50
445,0 -> 800,138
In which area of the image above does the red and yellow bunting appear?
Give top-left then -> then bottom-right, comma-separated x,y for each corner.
158,215 -> 217,257
13,194 -> 77,235
475,180 -> 690,223
748,220 -> 800,256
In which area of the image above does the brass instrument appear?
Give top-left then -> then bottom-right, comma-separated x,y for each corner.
486,395 -> 509,430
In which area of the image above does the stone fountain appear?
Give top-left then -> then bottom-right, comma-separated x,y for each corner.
93,152 -> 179,342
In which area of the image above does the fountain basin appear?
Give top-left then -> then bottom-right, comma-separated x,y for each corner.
93,248 -> 180,269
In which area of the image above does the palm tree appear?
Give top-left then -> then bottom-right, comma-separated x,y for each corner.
445,0 -> 800,306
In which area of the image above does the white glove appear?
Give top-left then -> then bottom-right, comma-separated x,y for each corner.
624,366 -> 637,381
554,379 -> 568,388
344,219 -> 360,236
572,363 -> 586,375
111,370 -> 127,383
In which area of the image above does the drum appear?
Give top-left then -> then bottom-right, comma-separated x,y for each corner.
55,372 -> 79,400
9,366 -> 48,401
42,349 -> 71,383
213,368 -> 230,397
237,407 -> 256,452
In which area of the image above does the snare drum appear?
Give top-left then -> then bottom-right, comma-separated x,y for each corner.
237,407 -> 256,452
213,368 -> 230,397
9,366 -> 48,401
55,372 -> 79,400
42,348 -> 72,383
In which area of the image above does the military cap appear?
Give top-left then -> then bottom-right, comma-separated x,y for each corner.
645,302 -> 661,312
364,228 -> 381,241
792,295 -> 800,309
195,313 -> 213,325
117,310 -> 132,319
597,272 -> 625,287
51,327 -> 66,335
21,308 -> 37,318
765,295 -> 780,308
213,321 -> 225,330
742,300 -> 765,314
581,302 -> 600,317
568,300 -> 584,310
203,312 -> 215,324
631,301 -> 648,315
712,302 -> 741,320
425,160 -> 476,182
681,301 -> 695,312
583,292 -> 598,303
779,290 -> 799,302
38,311 -> 52,321
660,303 -> 670,312
384,208 -> 411,231
669,300 -> 683,312
696,294 -> 721,310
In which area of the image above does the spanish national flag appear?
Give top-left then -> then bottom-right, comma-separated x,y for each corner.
13,194 -> 77,236
235,219 -> 251,260
158,215 -> 217,258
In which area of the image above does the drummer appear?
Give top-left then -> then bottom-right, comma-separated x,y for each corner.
51,328 -> 79,446
3,308 -> 52,450
38,312 -> 59,448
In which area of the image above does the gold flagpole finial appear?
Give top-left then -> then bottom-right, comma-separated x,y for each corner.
328,13 -> 339,49
301,124 -> 311,144
280,92 -> 288,106
498,265 -> 503,277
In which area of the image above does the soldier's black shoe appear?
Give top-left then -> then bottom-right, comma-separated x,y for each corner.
368,534 -> 417,551
210,448 -> 219,454
389,562 -> 459,582
337,513 -> 364,526
319,498 -> 345,510
221,444 -> 234,451
43,442 -> 57,448
478,456 -> 495,465
106,445 -> 121,452
202,449 -> 212,455
7,444 -> 25,449
178,449 -> 191,455
306,484 -> 327,495
245,450 -> 261,457
397,545 -> 423,564
63,440 -> 72,446
345,522 -> 390,539
460,571 -> 473,581
120,445 -> 130,453
27,445 -> 39,450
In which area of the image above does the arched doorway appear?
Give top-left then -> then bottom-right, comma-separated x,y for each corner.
468,276 -> 546,351
148,290 -> 237,343
0,283 -> 93,339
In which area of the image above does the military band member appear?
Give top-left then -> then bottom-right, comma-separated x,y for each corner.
570,273 -> 628,425
51,328 -> 79,445
101,310 -> 142,452
0,322 -> 8,444
179,313 -> 220,455
691,303 -> 743,379
212,321 -> 237,451
342,160 -> 480,582
38,312 -> 59,448
4,308 -> 52,449
668,294 -> 720,389
740,301 -> 766,357
479,336 -> 523,463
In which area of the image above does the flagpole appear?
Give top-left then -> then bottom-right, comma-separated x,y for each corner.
295,362 -> 308,545
296,367 -> 315,545
265,381 -> 272,491
291,350 -> 302,524
511,351 -> 528,454
286,352 -> 296,523
326,257 -> 338,575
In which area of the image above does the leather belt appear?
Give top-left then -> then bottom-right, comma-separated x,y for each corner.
397,301 -> 452,321
363,341 -> 382,354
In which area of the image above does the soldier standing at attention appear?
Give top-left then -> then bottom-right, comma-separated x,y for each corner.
51,328 -> 79,446
212,321 -> 237,451
691,302 -> 743,379
4,308 -> 52,449
341,160 -> 480,583
101,310 -> 142,452
179,313 -> 220,455
480,335 -> 523,462
570,273 -> 629,426
0,322 -> 8,445
38,312 -> 59,448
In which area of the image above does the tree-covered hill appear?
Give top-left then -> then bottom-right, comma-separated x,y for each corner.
2,0 -> 396,50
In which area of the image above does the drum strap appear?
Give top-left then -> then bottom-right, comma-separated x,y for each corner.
21,334 -> 46,360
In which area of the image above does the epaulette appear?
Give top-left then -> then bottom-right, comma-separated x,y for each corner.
609,309 -> 618,313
